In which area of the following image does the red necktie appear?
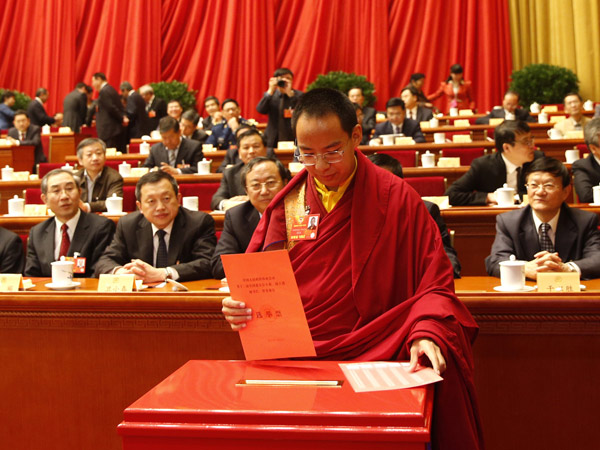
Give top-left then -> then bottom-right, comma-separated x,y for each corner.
59,223 -> 70,258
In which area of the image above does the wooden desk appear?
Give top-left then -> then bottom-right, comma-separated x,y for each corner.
1,277 -> 598,449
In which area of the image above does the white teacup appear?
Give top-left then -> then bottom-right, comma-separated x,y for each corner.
139,142 -> 150,155
197,159 -> 211,175
496,184 -> 515,207
105,193 -> 123,214
51,260 -> 74,286
429,117 -> 439,128
499,256 -> 526,290
593,185 -> 600,204
530,102 -> 540,114
1,165 -> 14,181
8,195 -> 24,215
565,149 -> 580,164
118,162 -> 131,177
547,128 -> 562,140
537,112 -> 549,124
584,100 -> 594,111
382,134 -> 398,146
433,132 -> 446,144
182,196 -> 199,211
421,151 -> 436,168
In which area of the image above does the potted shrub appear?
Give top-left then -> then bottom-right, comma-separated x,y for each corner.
509,64 -> 579,107
150,80 -> 198,111
307,71 -> 376,107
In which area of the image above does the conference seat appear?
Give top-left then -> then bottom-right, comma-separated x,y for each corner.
25,188 -> 43,204
179,183 -> 220,211
440,148 -> 487,166
374,150 -> 419,167
38,162 -> 70,177
404,176 -> 447,196
123,186 -> 137,212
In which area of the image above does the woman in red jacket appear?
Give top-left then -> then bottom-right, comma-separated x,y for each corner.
429,64 -> 475,114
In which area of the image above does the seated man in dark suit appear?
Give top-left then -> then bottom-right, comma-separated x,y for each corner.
25,169 -> 116,278
212,157 -> 291,279
572,118 -> 600,203
486,157 -> 600,280
206,98 -> 250,150
143,116 -> 204,175
95,171 -> 216,283
75,138 -> 123,213
6,109 -> 47,172
475,91 -> 535,124
353,103 -> 371,145
180,109 -> 208,144
446,120 -> 543,206
404,73 -> 434,109
201,96 -> 222,131
0,227 -> 24,273
368,153 -> 462,278
211,128 -> 269,210
348,87 -> 376,138
216,125 -> 277,173
27,87 -> 62,127
400,86 -> 434,122
373,97 -> 425,143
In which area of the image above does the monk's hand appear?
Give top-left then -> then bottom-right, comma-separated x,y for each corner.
222,297 -> 252,331
409,338 -> 446,375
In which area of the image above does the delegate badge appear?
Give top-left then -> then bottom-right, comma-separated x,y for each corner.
289,214 -> 320,241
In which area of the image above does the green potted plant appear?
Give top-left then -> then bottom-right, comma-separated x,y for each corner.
509,64 -> 579,107
150,80 -> 198,111
0,88 -> 32,111
307,71 -> 376,107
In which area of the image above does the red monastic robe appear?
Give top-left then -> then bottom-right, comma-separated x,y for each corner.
247,151 -> 484,450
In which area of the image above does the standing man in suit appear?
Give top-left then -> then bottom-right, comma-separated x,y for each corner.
0,227 -> 24,273
373,98 -> 426,143
6,110 -> 46,172
486,157 -> 600,280
143,116 -> 203,175
139,84 -> 167,133
62,83 -> 88,133
95,171 -> 216,283
446,120 -> 543,206
475,91 -> 535,124
75,138 -> 123,213
211,157 -> 291,278
27,88 -> 63,127
91,72 -> 128,152
400,86 -> 434,122
348,87 -> 376,139
120,81 -> 149,140
180,109 -> 208,144
211,128 -> 269,210
256,68 -> 302,148
572,118 -> 600,203
0,91 -> 16,130
24,169 -> 116,278
553,93 -> 590,138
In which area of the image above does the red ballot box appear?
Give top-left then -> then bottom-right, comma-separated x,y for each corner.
118,360 -> 433,450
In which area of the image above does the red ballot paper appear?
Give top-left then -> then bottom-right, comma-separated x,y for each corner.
221,250 -> 316,360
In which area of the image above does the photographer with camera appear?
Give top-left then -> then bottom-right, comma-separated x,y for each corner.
256,67 -> 302,148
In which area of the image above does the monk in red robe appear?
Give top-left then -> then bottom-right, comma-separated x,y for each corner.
223,88 -> 483,450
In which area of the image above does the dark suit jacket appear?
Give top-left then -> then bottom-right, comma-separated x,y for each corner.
125,91 -> 149,139
485,204 -> 600,279
96,83 -> 125,140
211,201 -> 260,279
446,151 -> 544,206
25,211 -> 116,278
95,208 -> 217,281
143,138 -> 203,174
188,129 -> 208,144
424,200 -> 461,278
147,96 -> 167,132
373,119 -> 426,143
0,227 -> 24,273
27,99 -> 55,126
572,155 -> 600,203
210,162 -> 246,210
475,108 -> 535,124
62,89 -> 87,132
8,124 -> 46,169
362,106 -> 377,137
75,166 -> 124,212
256,89 -> 302,148
406,106 -> 434,123
216,146 -> 276,173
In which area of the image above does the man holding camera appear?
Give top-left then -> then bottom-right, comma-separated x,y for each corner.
256,67 -> 302,148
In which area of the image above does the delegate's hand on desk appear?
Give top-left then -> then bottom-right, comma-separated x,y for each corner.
525,251 -> 570,280
222,297 -> 252,331
116,259 -> 167,283
486,192 -> 497,205
158,162 -> 182,175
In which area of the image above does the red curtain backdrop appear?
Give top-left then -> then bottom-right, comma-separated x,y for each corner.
0,0 -> 512,118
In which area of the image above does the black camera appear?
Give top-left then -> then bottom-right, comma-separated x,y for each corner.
277,79 -> 287,88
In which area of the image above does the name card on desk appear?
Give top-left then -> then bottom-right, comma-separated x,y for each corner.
452,134 -> 472,143
542,105 -> 558,113
24,204 -> 47,216
453,119 -> 471,127
98,274 -> 135,292
0,274 -> 23,291
537,272 -> 580,293
459,109 -> 474,116
489,118 -> 505,126
549,115 -> 566,123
